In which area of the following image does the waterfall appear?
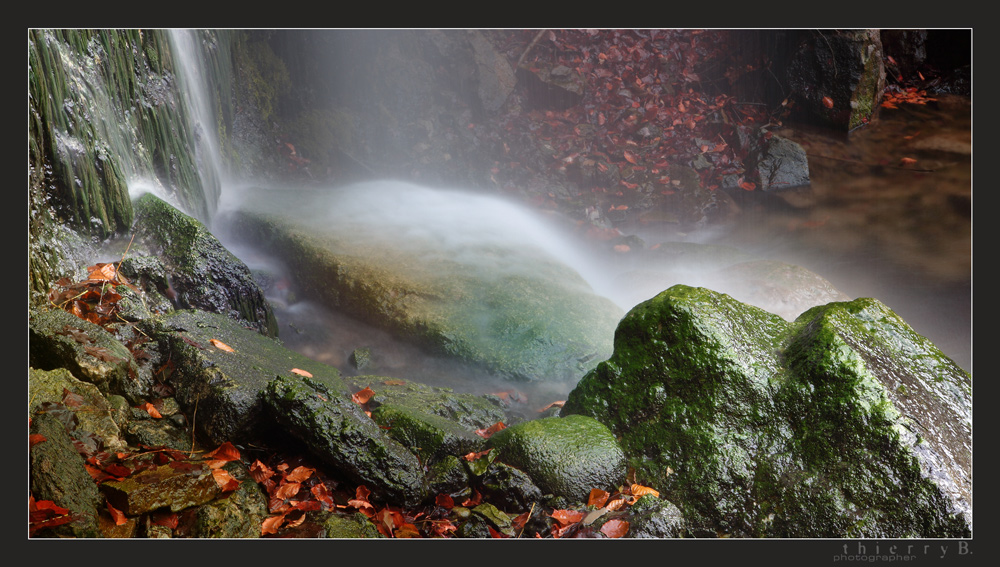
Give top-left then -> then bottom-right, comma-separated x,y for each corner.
164,29 -> 225,221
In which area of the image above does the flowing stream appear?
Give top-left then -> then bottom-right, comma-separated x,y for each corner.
165,32 -> 971,406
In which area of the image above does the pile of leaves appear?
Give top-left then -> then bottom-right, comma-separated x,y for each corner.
47,261 -> 136,329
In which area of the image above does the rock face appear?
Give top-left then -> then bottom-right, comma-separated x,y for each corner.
562,285 -> 971,538
221,181 -> 624,384
788,29 -> 886,131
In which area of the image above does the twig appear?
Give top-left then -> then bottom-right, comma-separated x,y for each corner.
517,502 -> 535,538
516,29 -> 548,69
189,396 -> 199,457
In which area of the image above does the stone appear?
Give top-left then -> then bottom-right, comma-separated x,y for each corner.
485,414 -> 626,503
562,284 -> 971,537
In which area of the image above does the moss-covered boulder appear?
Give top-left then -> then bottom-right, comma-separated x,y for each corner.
128,193 -> 278,337
29,366 -> 127,453
562,284 -> 971,537
139,309 -> 348,445
485,414 -> 626,503
263,374 -> 427,507
220,181 -> 624,384
29,307 -> 141,402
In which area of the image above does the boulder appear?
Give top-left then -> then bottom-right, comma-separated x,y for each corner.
221,181 -> 624,384
139,309 -> 349,445
562,284 -> 971,537
485,414 -> 626,503
127,193 -> 278,338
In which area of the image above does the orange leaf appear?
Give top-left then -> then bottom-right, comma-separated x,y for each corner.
630,483 -> 660,498
140,402 -> 162,419
274,482 -> 301,500
212,468 -> 241,492
284,466 -> 314,483
623,150 -> 638,164
29,434 -> 47,448
475,421 -> 507,439
87,263 -> 118,282
209,339 -> 234,352
605,497 -> 628,511
290,368 -> 313,377
899,157 -> 918,166
512,509 -> 531,531
822,96 -> 834,109
351,386 -> 375,405
203,441 -> 240,462
149,510 -> 179,529
106,500 -> 127,526
261,514 -> 285,535
395,523 -> 423,538
550,509 -> 585,527
249,460 -> 274,484
311,483 -> 335,509
587,488 -> 610,508
463,448 -> 493,461
738,179 -> 756,191
487,525 -> 507,538
538,400 -> 565,413
600,518 -> 629,538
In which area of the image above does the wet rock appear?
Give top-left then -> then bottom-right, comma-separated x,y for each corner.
100,463 -> 221,516
485,414 -> 626,503
349,347 -> 372,370
263,374 -> 427,507
223,181 -> 623,385
625,494 -> 689,538
29,308 -> 141,403
140,309 -> 349,445
426,455 -> 470,496
753,134 -> 810,191
29,366 -> 127,453
177,461 -> 269,538
128,193 -> 278,337
322,512 -> 385,538
29,412 -> 103,538
788,29 -> 886,131
479,462 -> 543,510
562,284 -> 971,537
370,404 -> 484,464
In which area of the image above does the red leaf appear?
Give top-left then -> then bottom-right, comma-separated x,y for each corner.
600,518 -> 629,538
487,525 -> 508,538
550,509 -> 585,527
899,157 -> 918,166
29,434 -> 47,448
435,493 -> 455,509
822,96 -> 834,109
150,510 -> 179,529
203,441 -> 240,462
623,150 -> 638,164
106,500 -> 127,526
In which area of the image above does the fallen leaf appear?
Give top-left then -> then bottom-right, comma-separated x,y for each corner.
538,400 -> 565,413
899,157 -> 918,166
600,518 -> 629,538
587,488 -> 610,508
630,483 -> 660,498
29,434 -> 47,448
150,510 -> 179,529
463,448 -> 493,461
212,468 -> 241,492
290,368 -> 313,377
261,514 -> 285,535
106,500 -> 127,526
209,339 -> 234,352
435,493 -> 455,509
550,509 -> 585,527
203,441 -> 240,462
475,421 -> 507,439
822,96 -> 834,109
250,460 -> 275,484
140,402 -> 162,419
351,386 -> 375,405
623,150 -> 638,164
284,466 -> 315,483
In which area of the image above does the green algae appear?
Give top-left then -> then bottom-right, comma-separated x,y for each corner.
562,284 -> 971,537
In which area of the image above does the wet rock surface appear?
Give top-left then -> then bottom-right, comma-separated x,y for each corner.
562,284 -> 971,537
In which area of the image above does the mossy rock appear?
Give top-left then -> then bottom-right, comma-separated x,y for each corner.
139,309 -> 347,445
562,284 -> 971,537
485,414 -> 625,503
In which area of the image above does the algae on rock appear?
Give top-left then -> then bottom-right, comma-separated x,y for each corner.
562,284 -> 971,537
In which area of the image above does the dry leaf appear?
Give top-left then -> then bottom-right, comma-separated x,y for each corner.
600,518 -> 629,538
209,339 -> 234,352
290,368 -> 313,377
351,386 -> 375,405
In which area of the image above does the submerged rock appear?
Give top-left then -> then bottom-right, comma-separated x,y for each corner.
562,284 -> 971,538
221,181 -> 624,385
